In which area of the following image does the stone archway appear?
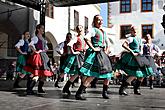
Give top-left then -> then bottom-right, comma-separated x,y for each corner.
0,20 -> 19,58
45,31 -> 60,64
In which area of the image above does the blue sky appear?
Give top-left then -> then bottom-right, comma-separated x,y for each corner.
100,3 -> 108,27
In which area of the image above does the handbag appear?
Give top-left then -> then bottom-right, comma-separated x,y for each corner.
135,55 -> 150,67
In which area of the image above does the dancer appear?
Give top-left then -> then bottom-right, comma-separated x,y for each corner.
143,34 -> 160,89
75,15 -> 112,100
116,26 -> 153,95
60,25 -> 87,96
54,32 -> 72,88
24,24 -> 53,95
14,31 -> 31,88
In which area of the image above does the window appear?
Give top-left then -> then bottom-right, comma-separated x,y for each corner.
120,0 -> 131,13
84,16 -> 88,35
74,10 -> 79,30
46,3 -> 54,18
120,25 -> 132,39
142,24 -> 153,38
141,0 -> 153,12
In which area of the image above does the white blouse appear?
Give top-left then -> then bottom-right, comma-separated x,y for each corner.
15,39 -> 24,48
84,28 -> 110,47
29,36 -> 48,50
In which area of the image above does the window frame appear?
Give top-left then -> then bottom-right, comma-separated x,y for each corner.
74,10 -> 79,31
120,0 -> 132,13
46,3 -> 54,19
141,24 -> 153,38
84,16 -> 88,35
141,0 -> 153,12
120,25 -> 132,39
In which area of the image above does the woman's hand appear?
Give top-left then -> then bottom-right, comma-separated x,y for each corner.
131,51 -> 139,56
74,51 -> 80,54
93,47 -> 100,52
21,52 -> 27,55
35,50 -> 42,53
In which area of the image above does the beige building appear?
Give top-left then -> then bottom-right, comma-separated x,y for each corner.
108,0 -> 165,55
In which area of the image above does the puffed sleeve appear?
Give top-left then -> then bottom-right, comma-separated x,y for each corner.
55,42 -> 64,55
67,37 -> 77,47
15,39 -> 24,48
104,32 -> 111,47
44,40 -> 49,50
127,37 -> 133,44
84,28 -> 95,40
29,36 -> 38,47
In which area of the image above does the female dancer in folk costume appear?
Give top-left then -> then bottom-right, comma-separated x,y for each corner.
60,25 -> 87,96
75,15 -> 112,100
14,31 -> 32,88
143,34 -> 160,89
116,26 -> 153,96
54,32 -> 72,88
24,24 -> 53,95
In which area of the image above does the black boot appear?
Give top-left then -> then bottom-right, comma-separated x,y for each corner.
38,81 -> 46,94
26,76 -> 32,91
54,76 -> 61,88
149,79 -> 153,89
75,85 -> 87,100
26,79 -> 36,95
13,76 -> 22,88
90,78 -> 97,88
81,82 -> 86,93
102,85 -> 109,99
62,80 -> 72,95
119,81 -> 129,96
134,80 -> 141,95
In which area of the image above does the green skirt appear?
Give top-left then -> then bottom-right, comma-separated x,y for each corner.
16,54 -> 31,75
115,52 -> 153,78
80,48 -> 112,79
62,52 -> 84,75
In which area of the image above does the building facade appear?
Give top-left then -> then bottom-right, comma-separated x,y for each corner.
108,0 -> 165,55
0,0 -> 100,70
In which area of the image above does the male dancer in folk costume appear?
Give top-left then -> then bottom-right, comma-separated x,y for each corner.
24,24 -> 53,95
116,26 -> 153,96
61,25 -> 87,96
14,31 -> 32,88
75,15 -> 112,100
143,34 -> 160,89
54,32 -> 72,88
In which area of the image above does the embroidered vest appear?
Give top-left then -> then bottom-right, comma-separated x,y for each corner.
129,37 -> 141,53
63,41 -> 72,54
91,28 -> 106,47
20,40 -> 29,52
73,35 -> 86,51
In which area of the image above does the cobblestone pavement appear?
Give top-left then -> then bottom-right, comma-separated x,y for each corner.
0,80 -> 165,110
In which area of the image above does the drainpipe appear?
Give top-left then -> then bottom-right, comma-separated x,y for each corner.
68,6 -> 70,32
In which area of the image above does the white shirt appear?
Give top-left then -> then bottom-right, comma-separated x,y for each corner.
84,28 -> 110,48
29,36 -> 48,50
15,39 -> 24,48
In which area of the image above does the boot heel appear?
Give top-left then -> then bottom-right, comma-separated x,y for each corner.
102,85 -> 109,99
62,80 -> 72,95
119,81 -> 129,96
134,80 -> 142,95
75,85 -> 87,100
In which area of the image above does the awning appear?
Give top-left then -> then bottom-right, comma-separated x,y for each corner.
8,0 -> 41,10
8,0 -> 119,10
50,0 -> 119,7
